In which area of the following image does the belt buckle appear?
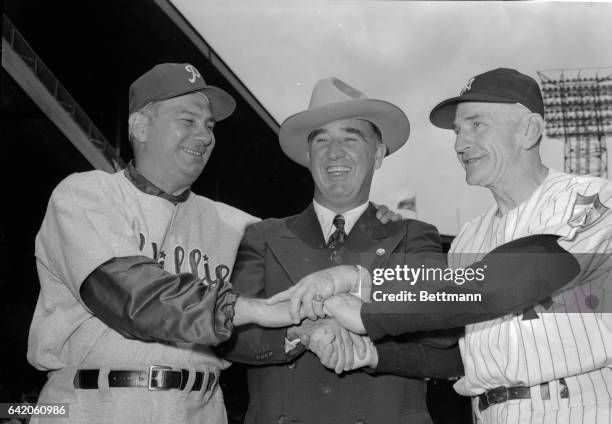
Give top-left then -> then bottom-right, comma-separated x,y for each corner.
148,365 -> 173,391
486,386 -> 509,406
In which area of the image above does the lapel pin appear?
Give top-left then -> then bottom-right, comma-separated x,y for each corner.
376,248 -> 385,256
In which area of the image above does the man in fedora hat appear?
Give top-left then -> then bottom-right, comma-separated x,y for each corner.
220,77 -> 465,424
27,62 -> 308,424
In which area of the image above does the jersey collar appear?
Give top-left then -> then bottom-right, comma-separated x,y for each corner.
124,161 -> 191,204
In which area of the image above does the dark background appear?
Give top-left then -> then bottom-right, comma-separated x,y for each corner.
0,1 -> 467,422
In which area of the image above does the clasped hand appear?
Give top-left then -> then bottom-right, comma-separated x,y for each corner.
294,318 -> 377,374
266,266 -> 373,372
266,265 -> 370,328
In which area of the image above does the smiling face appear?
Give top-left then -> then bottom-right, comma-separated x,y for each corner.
453,102 -> 525,189
134,92 -> 216,194
308,118 -> 386,213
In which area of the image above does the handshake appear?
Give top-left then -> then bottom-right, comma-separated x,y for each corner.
272,265 -> 375,374
233,265 -> 373,374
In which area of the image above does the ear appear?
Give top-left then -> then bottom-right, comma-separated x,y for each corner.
373,143 -> 386,170
520,114 -> 545,150
129,112 -> 149,144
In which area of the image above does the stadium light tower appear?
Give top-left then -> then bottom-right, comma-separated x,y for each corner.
537,68 -> 612,178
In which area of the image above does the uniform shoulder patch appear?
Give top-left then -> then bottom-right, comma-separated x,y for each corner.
568,192 -> 610,231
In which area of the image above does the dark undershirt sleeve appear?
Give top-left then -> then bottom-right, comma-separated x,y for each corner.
80,255 -> 238,346
373,336 -> 464,379
362,234 -> 581,339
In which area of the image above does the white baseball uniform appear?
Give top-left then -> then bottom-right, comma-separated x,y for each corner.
28,168 -> 258,424
450,170 -> 612,424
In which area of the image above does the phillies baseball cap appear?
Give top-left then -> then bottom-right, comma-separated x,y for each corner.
429,68 -> 544,129
129,63 -> 236,120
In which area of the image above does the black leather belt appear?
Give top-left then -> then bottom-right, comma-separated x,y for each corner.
478,379 -> 569,411
73,366 -> 217,392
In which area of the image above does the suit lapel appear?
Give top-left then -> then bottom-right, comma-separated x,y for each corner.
344,204 -> 407,271
267,204 -> 331,284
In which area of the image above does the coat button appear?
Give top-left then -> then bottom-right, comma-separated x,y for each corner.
277,415 -> 286,424
333,255 -> 343,264
355,420 -> 366,424
287,362 -> 297,370
321,386 -> 332,395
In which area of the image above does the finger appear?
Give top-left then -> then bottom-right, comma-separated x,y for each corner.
340,329 -> 354,371
349,332 -> 366,359
310,327 -> 332,351
320,343 -> 335,367
375,205 -> 389,222
266,287 -> 295,305
325,346 -> 339,369
322,295 -> 341,317
322,301 -> 332,317
308,332 -> 322,353
302,291 -> 317,321
311,328 -> 333,360
298,304 -> 309,321
299,334 -> 310,346
313,300 -> 326,318
351,341 -> 370,369
334,340 -> 346,374
290,286 -> 307,323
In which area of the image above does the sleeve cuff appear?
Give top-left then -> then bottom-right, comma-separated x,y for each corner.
284,337 -> 302,353
370,342 -> 407,375
361,302 -> 398,341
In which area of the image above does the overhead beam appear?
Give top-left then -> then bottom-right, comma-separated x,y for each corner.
2,37 -> 116,172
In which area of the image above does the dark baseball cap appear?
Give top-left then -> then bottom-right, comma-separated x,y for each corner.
429,68 -> 544,129
129,63 -> 236,120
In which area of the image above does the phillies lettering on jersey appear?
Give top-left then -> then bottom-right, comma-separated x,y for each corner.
137,232 -> 231,284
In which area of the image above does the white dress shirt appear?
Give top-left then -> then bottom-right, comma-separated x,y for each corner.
313,199 -> 369,243
284,200 -> 369,353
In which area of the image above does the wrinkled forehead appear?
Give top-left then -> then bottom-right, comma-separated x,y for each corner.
454,102 -> 520,123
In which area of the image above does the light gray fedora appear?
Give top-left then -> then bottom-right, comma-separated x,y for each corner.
279,77 -> 410,167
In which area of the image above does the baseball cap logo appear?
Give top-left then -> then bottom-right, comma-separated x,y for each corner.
460,77 -> 475,95
185,64 -> 201,84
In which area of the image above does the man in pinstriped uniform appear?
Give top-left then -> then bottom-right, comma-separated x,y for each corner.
429,68 -> 612,423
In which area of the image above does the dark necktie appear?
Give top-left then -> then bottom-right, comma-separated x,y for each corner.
327,215 -> 346,262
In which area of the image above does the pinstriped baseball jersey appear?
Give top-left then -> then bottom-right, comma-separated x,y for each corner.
449,170 -> 612,422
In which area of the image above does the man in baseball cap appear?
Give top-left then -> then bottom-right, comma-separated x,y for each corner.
221,77 -> 466,424
28,63 -> 300,424
428,68 -> 612,422
125,63 -> 236,191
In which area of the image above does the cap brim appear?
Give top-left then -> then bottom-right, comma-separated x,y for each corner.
279,99 -> 410,167
199,86 -> 236,121
429,93 -> 519,129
